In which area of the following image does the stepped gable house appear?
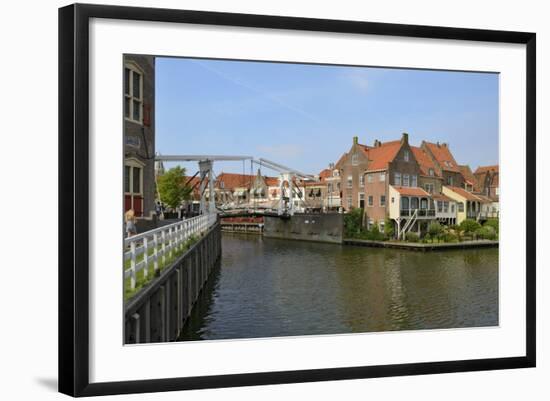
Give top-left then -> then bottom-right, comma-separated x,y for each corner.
124,55 -> 155,218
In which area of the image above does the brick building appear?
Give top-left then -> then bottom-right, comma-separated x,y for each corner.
124,55 -> 155,218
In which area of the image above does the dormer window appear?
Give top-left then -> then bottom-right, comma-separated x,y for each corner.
220,181 -> 225,189
428,168 -> 435,176
404,150 -> 409,162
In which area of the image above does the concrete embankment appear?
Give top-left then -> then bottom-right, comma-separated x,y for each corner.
124,222 -> 222,344
263,213 -> 343,244
344,238 -> 499,251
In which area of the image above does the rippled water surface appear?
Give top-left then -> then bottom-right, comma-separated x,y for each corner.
179,233 -> 498,341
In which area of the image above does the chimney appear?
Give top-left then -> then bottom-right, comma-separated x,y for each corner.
436,141 -> 440,147
374,139 -> 381,147
401,132 -> 409,145
442,142 -> 448,148
353,136 -> 358,145
329,162 -> 334,169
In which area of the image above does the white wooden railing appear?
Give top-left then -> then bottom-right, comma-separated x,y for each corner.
124,213 -> 217,290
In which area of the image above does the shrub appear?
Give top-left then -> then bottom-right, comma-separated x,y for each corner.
476,226 -> 497,240
428,222 -> 443,241
384,216 -> 395,239
442,231 -> 458,243
484,219 -> 499,234
424,233 -> 432,243
344,208 -> 364,237
405,232 -> 419,242
459,219 -> 481,235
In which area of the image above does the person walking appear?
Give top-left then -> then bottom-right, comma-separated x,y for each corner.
125,209 -> 137,238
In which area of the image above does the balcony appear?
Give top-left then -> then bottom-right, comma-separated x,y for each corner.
400,208 -> 435,218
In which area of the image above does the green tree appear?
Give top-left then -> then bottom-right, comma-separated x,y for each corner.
484,218 -> 499,234
384,216 -> 394,239
459,219 -> 481,237
157,166 -> 192,209
427,221 -> 443,242
344,208 -> 364,237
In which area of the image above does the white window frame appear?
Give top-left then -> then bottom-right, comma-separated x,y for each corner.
125,62 -> 144,124
360,175 -> 365,187
404,150 -> 409,162
347,175 -> 353,189
428,168 -> 434,176
380,195 -> 386,207
351,153 -> 358,166
379,172 -> 386,182
367,173 -> 373,183
411,175 -> 418,187
394,172 -> 401,186
403,174 -> 410,187
347,194 -> 352,208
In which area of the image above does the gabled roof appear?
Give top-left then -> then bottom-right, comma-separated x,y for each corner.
411,146 -> 440,177
474,165 -> 499,175
444,185 -> 482,201
458,165 -> 477,187
334,152 -> 347,169
319,168 -> 332,181
424,142 -> 460,173
365,140 -> 402,171
391,186 -> 430,197
215,172 -> 254,189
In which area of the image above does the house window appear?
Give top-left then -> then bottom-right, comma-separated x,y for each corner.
425,183 -> 434,193
360,175 -> 365,187
328,183 -> 333,193
380,172 -> 386,182
411,175 -> 418,187
124,65 -> 143,124
380,195 -> 386,207
404,150 -> 409,162
394,172 -> 402,186
347,194 -> 352,208
411,197 -> 419,209
352,153 -> 358,166
447,176 -> 453,186
124,165 -> 131,193
220,181 -> 225,189
403,174 -> 410,187
367,174 -> 373,183
347,176 -> 353,188
437,201 -> 443,213
428,168 -> 434,176
458,202 -> 464,212
368,195 -> 374,206
421,198 -> 428,209
359,193 -> 365,208
443,201 -> 449,213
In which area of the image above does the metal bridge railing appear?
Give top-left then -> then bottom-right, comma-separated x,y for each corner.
124,213 -> 217,290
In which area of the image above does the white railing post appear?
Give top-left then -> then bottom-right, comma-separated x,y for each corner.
143,236 -> 148,279
169,227 -> 173,258
153,232 -> 158,273
161,230 -> 166,266
130,241 -> 136,290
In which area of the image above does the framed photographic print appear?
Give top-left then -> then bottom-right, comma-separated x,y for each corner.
58,3 -> 536,397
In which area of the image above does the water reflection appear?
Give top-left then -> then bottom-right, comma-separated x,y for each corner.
179,233 -> 498,341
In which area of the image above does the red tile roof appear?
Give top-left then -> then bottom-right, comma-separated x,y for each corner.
215,172 -> 254,189
474,165 -> 499,174
264,177 -> 279,186
424,142 -> 460,173
365,140 -> 402,171
431,194 -> 454,202
411,146 -> 440,177
319,168 -> 332,180
458,165 -> 477,187
391,186 -> 430,196
444,185 -> 482,201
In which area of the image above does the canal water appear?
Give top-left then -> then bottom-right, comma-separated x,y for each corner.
178,233 -> 498,341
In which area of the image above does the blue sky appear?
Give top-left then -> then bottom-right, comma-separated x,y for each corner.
155,57 -> 499,177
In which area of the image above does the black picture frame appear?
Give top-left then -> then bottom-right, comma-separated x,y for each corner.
59,3 -> 536,397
